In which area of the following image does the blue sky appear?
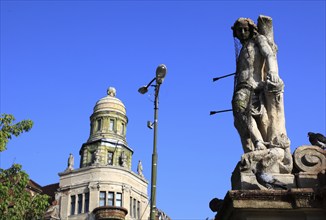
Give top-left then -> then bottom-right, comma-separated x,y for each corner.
1,0 -> 325,219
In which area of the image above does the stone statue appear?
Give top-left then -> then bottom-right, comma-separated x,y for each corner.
137,160 -> 144,177
93,149 -> 101,165
44,200 -> 60,219
67,153 -> 74,171
231,15 -> 292,174
120,151 -> 127,167
107,87 -> 116,97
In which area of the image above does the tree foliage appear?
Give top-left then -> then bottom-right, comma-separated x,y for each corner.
0,113 -> 33,152
0,164 -> 49,220
0,114 -> 49,219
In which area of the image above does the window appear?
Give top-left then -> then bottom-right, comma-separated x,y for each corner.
97,119 -> 102,131
77,194 -> 83,214
130,197 -> 133,217
107,152 -> 113,165
99,191 -> 123,208
120,123 -> 125,135
91,151 -> 96,164
133,198 -> 136,218
130,197 -> 140,218
99,191 -> 106,206
116,193 -> 122,207
137,201 -> 140,219
90,123 -> 94,135
84,192 -> 89,213
70,195 -> 76,216
108,192 -> 114,206
109,119 -> 114,131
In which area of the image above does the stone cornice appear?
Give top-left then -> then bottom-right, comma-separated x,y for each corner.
215,188 -> 326,220
80,138 -> 133,154
58,165 -> 148,185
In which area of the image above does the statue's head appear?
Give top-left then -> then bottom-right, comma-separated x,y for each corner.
231,18 -> 258,42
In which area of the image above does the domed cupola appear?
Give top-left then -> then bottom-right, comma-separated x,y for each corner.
79,87 -> 133,169
88,87 -> 127,143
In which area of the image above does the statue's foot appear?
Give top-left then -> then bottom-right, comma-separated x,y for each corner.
255,140 -> 267,151
240,157 -> 250,172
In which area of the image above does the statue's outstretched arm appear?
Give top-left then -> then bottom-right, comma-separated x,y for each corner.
256,35 -> 279,83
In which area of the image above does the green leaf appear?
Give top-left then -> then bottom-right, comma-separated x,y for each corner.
0,114 -> 33,152
0,164 -> 49,219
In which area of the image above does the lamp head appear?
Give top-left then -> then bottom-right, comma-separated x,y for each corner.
156,64 -> 167,84
147,121 -> 153,129
138,86 -> 148,94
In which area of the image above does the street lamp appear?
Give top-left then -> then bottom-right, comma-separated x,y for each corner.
138,64 -> 167,220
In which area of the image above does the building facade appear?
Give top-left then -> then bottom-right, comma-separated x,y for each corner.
51,87 -> 149,220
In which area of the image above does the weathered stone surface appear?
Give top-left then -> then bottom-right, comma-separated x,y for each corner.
57,165 -> 149,219
50,88 -> 150,220
295,172 -> 325,188
232,164 -> 295,190
293,145 -> 326,173
230,14 -> 292,177
292,145 -> 326,188
211,14 -> 326,220
240,147 -> 293,174
215,189 -> 326,220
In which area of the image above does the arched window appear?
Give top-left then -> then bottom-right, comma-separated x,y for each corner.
121,123 -> 125,135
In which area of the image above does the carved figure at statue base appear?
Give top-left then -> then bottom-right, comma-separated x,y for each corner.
231,15 -> 293,184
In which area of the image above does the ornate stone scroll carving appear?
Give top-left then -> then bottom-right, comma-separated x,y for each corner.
294,146 -> 326,174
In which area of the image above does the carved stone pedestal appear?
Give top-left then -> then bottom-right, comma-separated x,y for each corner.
231,164 -> 296,190
295,172 -> 325,188
215,189 -> 326,220
212,145 -> 326,220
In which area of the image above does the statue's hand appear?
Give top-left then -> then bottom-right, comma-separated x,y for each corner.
267,71 -> 279,83
249,78 -> 265,90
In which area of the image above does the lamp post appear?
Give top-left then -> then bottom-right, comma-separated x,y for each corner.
138,64 -> 167,220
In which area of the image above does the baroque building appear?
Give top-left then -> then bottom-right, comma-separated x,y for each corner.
46,87 -> 150,220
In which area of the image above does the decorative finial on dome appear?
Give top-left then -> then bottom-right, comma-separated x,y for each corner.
107,87 -> 116,97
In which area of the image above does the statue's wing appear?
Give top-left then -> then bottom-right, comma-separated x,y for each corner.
257,15 -> 278,54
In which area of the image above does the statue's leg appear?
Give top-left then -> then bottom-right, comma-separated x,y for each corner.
248,115 -> 266,150
232,88 -> 254,153
233,113 -> 253,153
249,91 -> 267,150
255,92 -> 269,141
